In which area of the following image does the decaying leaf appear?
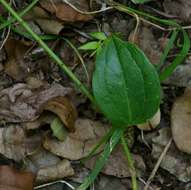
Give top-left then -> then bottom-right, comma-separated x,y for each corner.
85,146 -> 145,178
0,125 -> 42,161
0,83 -> 72,123
41,96 -> 77,132
40,0 -> 92,22
43,118 -> 110,160
137,109 -> 160,131
0,165 -> 35,190
171,87 -> 191,154
37,159 -> 74,183
129,26 -> 162,65
4,38 -> 31,80
151,128 -> 191,182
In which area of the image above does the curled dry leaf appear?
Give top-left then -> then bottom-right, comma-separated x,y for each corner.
85,146 -> 145,178
4,38 -> 31,80
43,118 -> 110,160
0,83 -> 72,123
40,0 -> 92,22
41,96 -> 77,132
0,125 -> 42,161
171,87 -> 191,154
0,165 -> 35,190
137,109 -> 160,131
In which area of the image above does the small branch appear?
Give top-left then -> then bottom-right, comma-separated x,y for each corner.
144,138 -> 172,190
121,134 -> 138,190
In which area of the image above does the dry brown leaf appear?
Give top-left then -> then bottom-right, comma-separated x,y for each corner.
0,125 -> 42,161
37,159 -> 74,183
137,109 -> 160,131
163,0 -> 191,22
41,96 -> 77,132
43,118 -> 110,160
4,39 -> 31,80
85,146 -> 145,178
128,26 -> 162,65
0,83 -> 72,122
171,87 -> 191,154
40,0 -> 92,22
23,6 -> 49,20
36,19 -> 63,35
0,165 -> 35,190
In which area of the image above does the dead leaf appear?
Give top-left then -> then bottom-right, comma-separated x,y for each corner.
36,19 -> 63,35
85,146 -> 146,178
0,125 -> 42,161
40,0 -> 92,22
0,83 -> 72,122
137,109 -> 161,131
4,39 -> 31,80
163,0 -> 191,22
128,26 -> 162,65
151,127 -> 191,182
37,159 -> 74,183
0,165 -> 35,190
43,118 -> 110,160
171,87 -> 191,154
41,96 -> 77,132
25,148 -> 74,183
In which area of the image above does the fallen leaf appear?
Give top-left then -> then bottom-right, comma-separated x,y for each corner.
0,165 -> 35,190
85,146 -> 146,178
0,125 -> 42,161
137,109 -> 161,131
4,38 -> 31,80
37,159 -> 74,183
43,118 -> 110,160
171,87 -> 191,154
0,83 -> 72,122
41,96 -> 77,132
25,148 -> 74,183
40,0 -> 92,22
163,0 -> 191,22
36,19 -> 64,35
151,127 -> 191,182
128,26 -> 162,65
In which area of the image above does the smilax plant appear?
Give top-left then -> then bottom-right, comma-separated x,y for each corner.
77,35 -> 161,190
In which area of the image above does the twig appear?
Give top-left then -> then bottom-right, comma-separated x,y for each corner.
144,138 -> 172,190
62,0 -> 113,14
0,25 -> 11,50
34,180 -> 75,189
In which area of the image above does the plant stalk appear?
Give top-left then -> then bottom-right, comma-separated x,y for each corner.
0,0 -> 95,104
121,134 -> 138,190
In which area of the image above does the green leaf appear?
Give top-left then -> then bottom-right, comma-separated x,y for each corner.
50,117 -> 68,141
92,35 -> 161,127
79,41 -> 100,50
90,32 -> 107,41
159,30 -> 190,81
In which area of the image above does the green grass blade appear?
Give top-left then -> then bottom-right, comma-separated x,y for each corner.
160,30 -> 190,81
0,0 -> 39,31
81,126 -> 115,163
157,30 -> 178,70
77,128 -> 124,190
0,0 -> 95,104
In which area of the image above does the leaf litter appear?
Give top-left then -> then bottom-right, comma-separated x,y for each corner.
0,0 -> 191,189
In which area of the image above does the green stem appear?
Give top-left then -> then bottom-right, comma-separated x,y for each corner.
121,134 -> 138,190
0,0 -> 95,104
0,0 -> 39,31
